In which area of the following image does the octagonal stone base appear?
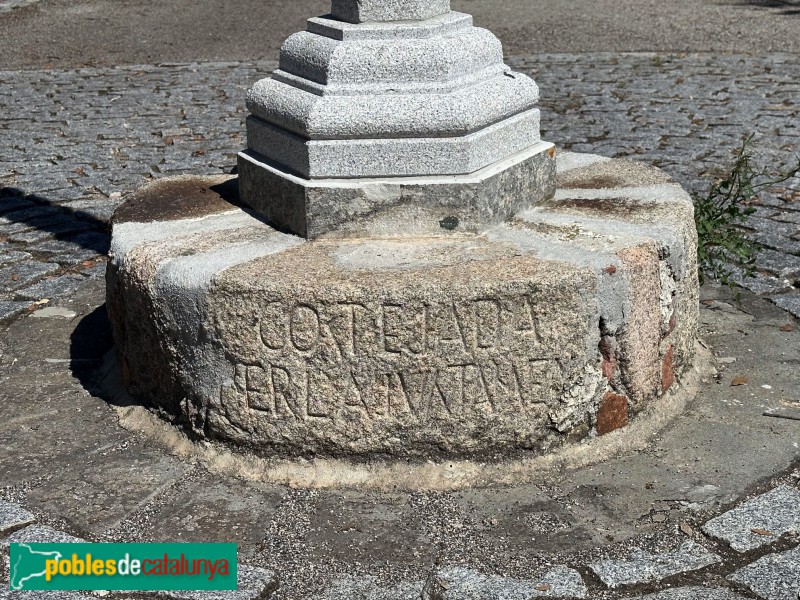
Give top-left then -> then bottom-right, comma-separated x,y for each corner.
237,141 -> 556,239
107,153 -> 698,460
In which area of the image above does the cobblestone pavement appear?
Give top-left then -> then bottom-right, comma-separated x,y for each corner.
0,0 -> 40,13
1,53 -> 799,320
2,470 -> 799,598
0,53 -> 799,599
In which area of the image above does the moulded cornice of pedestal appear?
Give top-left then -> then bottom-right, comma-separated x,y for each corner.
330,0 -> 451,23
278,27 -> 502,87
306,11 -> 473,42
246,72 -> 539,140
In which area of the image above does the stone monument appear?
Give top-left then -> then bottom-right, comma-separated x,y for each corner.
237,0 -> 555,239
107,0 -> 699,461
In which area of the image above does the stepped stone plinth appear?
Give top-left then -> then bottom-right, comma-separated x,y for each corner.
237,0 -> 555,238
107,1 -> 699,463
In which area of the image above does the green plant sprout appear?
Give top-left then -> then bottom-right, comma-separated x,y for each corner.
695,134 -> 800,287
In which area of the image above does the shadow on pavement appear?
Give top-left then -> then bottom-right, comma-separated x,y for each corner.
732,0 -> 800,14
0,186 -> 110,255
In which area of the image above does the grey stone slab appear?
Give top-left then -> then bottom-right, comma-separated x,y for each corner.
313,575 -> 424,600
159,565 -> 276,600
0,262 -> 60,293
307,11 -> 473,42
277,28 -> 505,90
0,591 -> 94,600
249,70 -> 536,137
703,485 -> 800,552
769,292 -> 800,318
772,211 -> 800,225
750,231 -> 800,256
14,274 -> 87,301
0,251 -> 32,267
729,546 -> 800,600
0,206 -> 60,226
0,197 -> 32,215
238,141 -> 555,239
424,566 -> 587,599
589,541 -> 721,589
755,248 -> 800,279
0,301 -> 30,322
636,588 -> 747,600
330,0 -> 451,23
730,268 -> 793,295
245,107 -> 541,179
1,525 -> 84,545
0,501 -> 34,536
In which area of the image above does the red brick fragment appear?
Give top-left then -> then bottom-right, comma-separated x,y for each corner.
597,392 -> 629,436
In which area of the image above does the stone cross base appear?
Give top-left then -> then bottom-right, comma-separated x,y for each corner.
238,142 -> 555,239
107,154 -> 699,459
237,1 -> 555,238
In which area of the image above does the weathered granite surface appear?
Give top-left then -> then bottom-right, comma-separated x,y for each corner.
238,0 -> 553,235
107,154 -> 698,458
237,142 -> 555,239
702,485 -> 800,552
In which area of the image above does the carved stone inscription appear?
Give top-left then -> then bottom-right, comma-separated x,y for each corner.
224,295 -> 565,424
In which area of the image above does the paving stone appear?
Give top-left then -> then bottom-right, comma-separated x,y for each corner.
0,261 -> 59,292
0,197 -> 32,215
773,211 -> 800,225
769,292 -> 800,318
729,546 -> 800,600
729,269 -> 793,295
0,251 -> 32,267
0,301 -> 30,322
1,525 -> 84,545
0,501 -> 34,537
755,248 -> 800,279
0,206 -> 60,226
0,591 -> 94,600
424,566 -> 587,599
14,274 -> 87,301
159,565 -> 277,600
636,588 -> 747,600
703,485 -> 800,552
588,541 -> 721,589
310,575 -> 424,600
750,231 -> 800,256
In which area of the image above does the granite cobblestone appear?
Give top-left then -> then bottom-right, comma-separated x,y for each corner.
1,53 -> 798,316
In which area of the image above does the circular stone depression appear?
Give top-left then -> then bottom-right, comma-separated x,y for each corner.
107,152 -> 698,460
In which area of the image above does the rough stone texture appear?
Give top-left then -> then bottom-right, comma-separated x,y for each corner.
0,592 -> 94,600
0,54 -> 797,313
243,108 -> 542,179
423,566 -> 587,599
769,292 -> 800,319
729,546 -> 800,600
160,565 -> 277,600
14,274 -> 87,301
1,525 -> 84,545
0,301 -> 30,322
108,155 -> 697,458
0,502 -> 35,536
237,142 -> 556,239
330,0 -> 451,23
636,589 -> 747,600
315,576 -> 424,600
596,391 -> 629,435
702,485 -> 800,552
589,541 -> 721,589
238,1 -> 553,233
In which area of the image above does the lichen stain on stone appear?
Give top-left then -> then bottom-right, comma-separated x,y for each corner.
439,216 -> 460,231
549,197 -> 646,216
113,175 -> 240,224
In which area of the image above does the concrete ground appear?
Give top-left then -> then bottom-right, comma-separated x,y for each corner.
1,0 -> 800,69
1,1 -> 799,598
